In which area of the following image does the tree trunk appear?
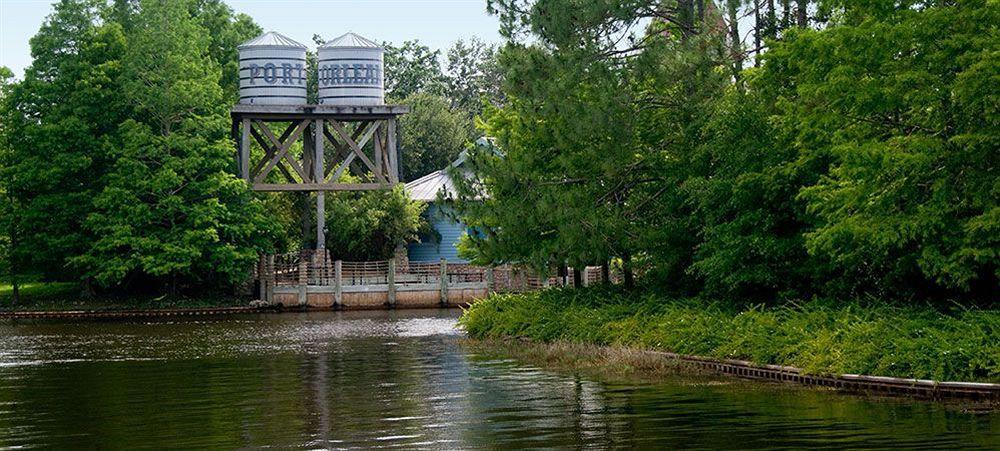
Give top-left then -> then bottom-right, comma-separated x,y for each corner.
601,261 -> 610,285
572,267 -> 582,288
754,0 -> 762,67
727,0 -> 742,83
796,0 -> 808,27
677,0 -> 690,37
767,0 -> 777,37
782,0 -> 791,29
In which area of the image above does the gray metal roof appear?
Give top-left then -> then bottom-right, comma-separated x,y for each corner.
405,169 -> 455,202
238,31 -> 307,49
405,152 -> 469,202
405,139 -> 500,202
320,32 -> 381,49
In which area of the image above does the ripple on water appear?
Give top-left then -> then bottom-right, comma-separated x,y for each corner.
0,309 -> 996,449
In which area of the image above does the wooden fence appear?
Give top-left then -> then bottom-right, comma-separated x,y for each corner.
255,250 -> 612,309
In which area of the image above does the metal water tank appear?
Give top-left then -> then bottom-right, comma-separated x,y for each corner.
317,32 -> 384,105
238,31 -> 308,105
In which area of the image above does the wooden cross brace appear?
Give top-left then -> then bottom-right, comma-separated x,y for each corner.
325,120 -> 387,184
237,116 -> 399,191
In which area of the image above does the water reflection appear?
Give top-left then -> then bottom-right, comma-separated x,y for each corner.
0,310 -> 996,448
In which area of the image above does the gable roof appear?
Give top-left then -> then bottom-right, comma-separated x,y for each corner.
404,138 -> 498,202
405,152 -> 466,201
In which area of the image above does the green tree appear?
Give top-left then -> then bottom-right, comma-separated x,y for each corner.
453,1 -> 732,288
790,1 -> 999,296
190,0 -> 262,102
1,0 -> 127,281
324,182 -> 425,260
0,66 -> 20,302
383,40 -> 447,100
445,38 -> 505,118
398,92 -> 470,181
73,0 -> 275,290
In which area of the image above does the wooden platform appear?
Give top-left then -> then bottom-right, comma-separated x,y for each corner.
231,104 -> 410,120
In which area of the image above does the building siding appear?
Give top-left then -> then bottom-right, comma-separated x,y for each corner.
407,203 -> 468,263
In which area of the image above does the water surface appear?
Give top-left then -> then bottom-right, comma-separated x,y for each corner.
0,310 -> 996,448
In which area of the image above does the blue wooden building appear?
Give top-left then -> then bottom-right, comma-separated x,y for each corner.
404,152 -> 472,263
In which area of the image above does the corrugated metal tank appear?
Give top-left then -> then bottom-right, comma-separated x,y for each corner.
238,31 -> 308,105
317,32 -> 384,105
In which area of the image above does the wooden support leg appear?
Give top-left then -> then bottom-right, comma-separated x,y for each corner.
439,258 -> 448,306
240,119 -> 251,180
315,119 -> 326,249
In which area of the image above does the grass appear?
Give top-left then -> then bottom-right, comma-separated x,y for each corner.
0,280 -> 248,312
464,338 -> 718,383
459,287 -> 1000,383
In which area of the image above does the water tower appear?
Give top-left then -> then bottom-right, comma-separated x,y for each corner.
231,31 -> 408,254
238,31 -> 308,105
318,32 -> 385,106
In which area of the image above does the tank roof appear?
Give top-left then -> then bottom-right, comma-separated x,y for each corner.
238,31 -> 307,49
319,32 -> 381,49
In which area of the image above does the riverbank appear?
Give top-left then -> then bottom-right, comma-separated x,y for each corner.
0,281 -> 248,312
459,288 -> 999,384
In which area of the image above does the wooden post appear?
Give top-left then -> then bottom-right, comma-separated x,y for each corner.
240,118 -> 251,180
439,258 -> 448,306
387,258 -> 396,307
315,119 -> 325,249
485,266 -> 494,294
298,253 -> 308,306
266,254 -> 275,304
258,254 -> 267,301
388,119 -> 398,183
334,260 -> 342,308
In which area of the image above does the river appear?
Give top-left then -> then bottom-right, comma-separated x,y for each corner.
0,309 -> 996,448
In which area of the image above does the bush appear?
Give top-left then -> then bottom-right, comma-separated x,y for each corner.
460,289 -> 1000,382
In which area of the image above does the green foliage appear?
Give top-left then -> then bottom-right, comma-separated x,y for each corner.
1,0 -> 128,280
383,40 -> 448,101
453,2 -> 731,283
190,0 -> 262,102
444,38 -> 504,119
0,0 -> 273,293
72,0 -> 274,289
461,290 -> 1000,382
0,280 -> 249,311
683,89 -> 820,299
790,2 -> 999,294
324,182 -> 426,260
398,92 -> 471,182
456,0 -> 997,300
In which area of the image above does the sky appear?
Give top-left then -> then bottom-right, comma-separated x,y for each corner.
0,0 -> 503,79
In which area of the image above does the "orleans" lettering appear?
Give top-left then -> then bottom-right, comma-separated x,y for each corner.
318,63 -> 381,86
